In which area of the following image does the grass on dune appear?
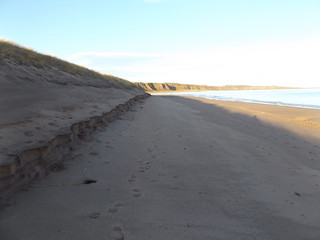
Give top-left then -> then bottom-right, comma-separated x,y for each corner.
0,40 -> 139,89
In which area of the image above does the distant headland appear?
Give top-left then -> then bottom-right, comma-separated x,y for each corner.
135,82 -> 292,92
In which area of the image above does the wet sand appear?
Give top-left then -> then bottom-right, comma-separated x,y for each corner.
1,95 -> 320,239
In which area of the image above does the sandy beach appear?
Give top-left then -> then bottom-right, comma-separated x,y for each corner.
1,95 -> 320,239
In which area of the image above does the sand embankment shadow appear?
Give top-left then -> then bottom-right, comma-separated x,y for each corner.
163,95 -> 320,143
156,95 -> 320,173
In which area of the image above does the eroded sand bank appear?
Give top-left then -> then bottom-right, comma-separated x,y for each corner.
0,62 -> 146,198
1,96 -> 320,239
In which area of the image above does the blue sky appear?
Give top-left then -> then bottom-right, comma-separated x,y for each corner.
1,0 -> 320,87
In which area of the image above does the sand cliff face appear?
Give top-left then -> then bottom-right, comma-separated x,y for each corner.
0,43 -> 148,200
136,82 -> 290,92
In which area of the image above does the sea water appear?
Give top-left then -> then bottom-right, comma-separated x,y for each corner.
155,88 -> 320,109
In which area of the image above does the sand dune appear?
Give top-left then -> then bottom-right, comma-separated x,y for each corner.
1,96 -> 320,239
0,59 -> 146,199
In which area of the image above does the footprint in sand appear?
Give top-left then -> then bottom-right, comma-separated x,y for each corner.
109,206 -> 118,213
114,202 -> 123,208
132,189 -> 141,197
128,174 -> 136,183
112,225 -> 125,240
108,202 -> 123,213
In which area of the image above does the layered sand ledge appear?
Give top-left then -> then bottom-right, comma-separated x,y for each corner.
1,96 -> 320,239
0,93 -> 149,200
0,60 -> 148,200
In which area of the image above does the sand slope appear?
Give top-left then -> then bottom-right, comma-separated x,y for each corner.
1,96 -> 320,239
0,62 -> 143,155
0,61 -> 145,198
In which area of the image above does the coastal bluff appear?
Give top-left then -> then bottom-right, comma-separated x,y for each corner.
0,41 -> 148,200
136,82 -> 290,92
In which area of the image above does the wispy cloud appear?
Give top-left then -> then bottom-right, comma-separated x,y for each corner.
66,36 -> 320,87
68,51 -> 160,58
66,51 -> 164,77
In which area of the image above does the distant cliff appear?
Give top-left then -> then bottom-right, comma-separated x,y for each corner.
136,82 -> 291,92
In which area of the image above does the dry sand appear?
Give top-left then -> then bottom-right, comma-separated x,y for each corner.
1,95 -> 320,239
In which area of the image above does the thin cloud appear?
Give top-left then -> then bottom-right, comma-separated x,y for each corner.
66,36 -> 320,87
68,51 -> 161,58
66,51 -> 164,75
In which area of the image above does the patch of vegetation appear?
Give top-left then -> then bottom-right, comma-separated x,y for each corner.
0,40 -> 140,89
